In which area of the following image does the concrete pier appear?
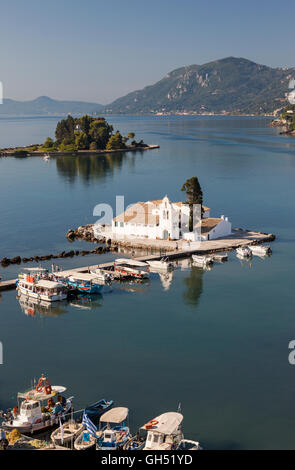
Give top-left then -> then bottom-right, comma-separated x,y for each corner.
0,229 -> 275,292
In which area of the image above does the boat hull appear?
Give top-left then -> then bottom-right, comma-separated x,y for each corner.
17,285 -> 67,302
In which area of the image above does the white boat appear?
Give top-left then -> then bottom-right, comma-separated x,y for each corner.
249,245 -> 271,256
192,255 -> 213,267
43,153 -> 50,161
17,277 -> 68,302
51,420 -> 84,447
114,259 -> 149,279
177,439 -> 202,450
147,258 -> 174,271
90,268 -> 113,284
96,407 -> 130,450
1,375 -> 73,434
236,246 -> 252,258
142,412 -> 184,450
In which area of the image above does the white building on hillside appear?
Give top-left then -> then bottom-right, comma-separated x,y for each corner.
111,196 -> 231,242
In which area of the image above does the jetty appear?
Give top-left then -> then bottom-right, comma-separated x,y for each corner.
0,229 -> 275,292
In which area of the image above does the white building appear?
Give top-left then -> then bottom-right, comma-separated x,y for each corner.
111,196 -> 231,242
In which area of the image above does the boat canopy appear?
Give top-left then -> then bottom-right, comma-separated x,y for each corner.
141,412 -> 183,435
100,407 -> 129,423
23,267 -> 48,272
18,385 -> 67,401
115,258 -> 148,267
36,280 -> 64,289
69,273 -> 98,282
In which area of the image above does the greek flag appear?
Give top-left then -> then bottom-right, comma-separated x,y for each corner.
82,411 -> 97,437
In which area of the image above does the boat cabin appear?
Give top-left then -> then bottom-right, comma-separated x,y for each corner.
20,400 -> 42,422
142,412 -> 184,450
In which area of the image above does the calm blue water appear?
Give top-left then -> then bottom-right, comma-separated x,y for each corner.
0,115 -> 295,449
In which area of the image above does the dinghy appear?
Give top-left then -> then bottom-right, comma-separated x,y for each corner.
236,246 -> 252,258
192,255 -> 213,267
51,420 -> 84,447
249,244 -> 271,256
147,258 -> 174,271
84,399 -> 114,421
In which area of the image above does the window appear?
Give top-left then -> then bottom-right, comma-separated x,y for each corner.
115,222 -> 118,227
120,222 -> 124,227
153,435 -> 159,443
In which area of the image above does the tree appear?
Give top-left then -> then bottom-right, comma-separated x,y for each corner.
89,119 -> 112,149
43,137 -> 54,148
181,177 -> 203,231
106,131 -> 125,150
75,132 -> 89,150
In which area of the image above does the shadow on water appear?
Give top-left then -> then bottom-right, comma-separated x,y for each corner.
55,151 -> 136,184
182,266 -> 204,307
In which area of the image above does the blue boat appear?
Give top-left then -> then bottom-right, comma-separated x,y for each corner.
84,399 -> 114,421
67,274 -> 103,294
96,407 -> 130,450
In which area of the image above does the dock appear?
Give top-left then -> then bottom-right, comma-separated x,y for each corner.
0,229 -> 275,292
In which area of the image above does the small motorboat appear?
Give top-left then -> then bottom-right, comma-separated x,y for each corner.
96,407 -> 130,450
74,430 -> 96,451
177,439 -> 202,450
249,244 -> 271,256
192,255 -> 213,267
51,420 -> 84,447
84,399 -> 114,421
43,153 -> 50,161
147,258 -> 174,271
90,268 -> 113,284
236,246 -> 252,258
67,274 -> 103,294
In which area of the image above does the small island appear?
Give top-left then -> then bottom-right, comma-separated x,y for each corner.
271,104 -> 295,135
0,115 -> 159,156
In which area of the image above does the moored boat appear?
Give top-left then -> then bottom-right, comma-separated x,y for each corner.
90,268 -> 113,284
67,273 -> 103,294
236,246 -> 252,258
177,439 -> 202,450
1,374 -> 73,434
147,258 -> 174,271
74,430 -> 96,451
84,399 -> 114,421
96,407 -> 130,450
142,412 -> 184,450
51,420 -> 84,447
114,259 -> 149,279
249,244 -> 271,256
192,255 -> 213,267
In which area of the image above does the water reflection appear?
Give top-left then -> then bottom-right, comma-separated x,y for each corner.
17,295 -> 67,318
55,152 -> 136,184
69,293 -> 103,310
182,266 -> 204,307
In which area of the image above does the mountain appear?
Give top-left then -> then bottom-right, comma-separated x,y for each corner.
0,96 -> 103,116
104,57 -> 295,115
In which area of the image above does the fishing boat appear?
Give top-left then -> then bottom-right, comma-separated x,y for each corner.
96,407 -> 130,450
51,420 -> 84,447
249,244 -> 271,256
236,246 -> 252,258
192,255 -> 213,267
114,259 -> 149,279
90,268 -> 113,284
1,374 -> 73,434
142,412 -> 184,450
84,399 -> 114,421
67,273 -> 103,294
147,258 -> 174,271
74,430 -> 96,451
17,267 -> 68,302
123,433 -> 146,450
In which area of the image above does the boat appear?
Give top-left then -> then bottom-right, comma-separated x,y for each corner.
123,433 -> 146,450
74,430 -> 96,450
147,258 -> 174,271
236,246 -> 252,258
142,412 -> 184,450
192,255 -> 213,267
114,259 -> 149,279
1,374 -> 73,434
43,153 -> 50,161
96,407 -> 130,450
249,244 -> 271,256
90,268 -> 113,284
84,399 -> 114,421
177,439 -> 202,450
51,420 -> 84,447
67,273 -> 103,294
16,267 -> 68,302
211,253 -> 228,262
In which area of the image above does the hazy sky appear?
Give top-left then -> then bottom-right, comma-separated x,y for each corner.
1,0 -> 294,104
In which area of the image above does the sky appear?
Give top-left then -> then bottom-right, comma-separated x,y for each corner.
0,0 -> 295,104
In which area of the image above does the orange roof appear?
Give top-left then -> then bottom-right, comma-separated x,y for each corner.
200,218 -> 221,234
